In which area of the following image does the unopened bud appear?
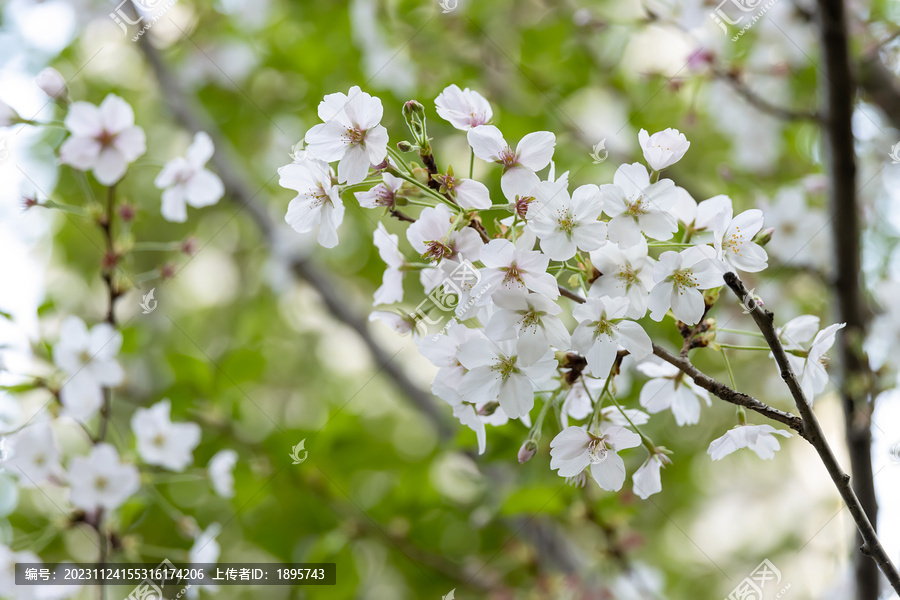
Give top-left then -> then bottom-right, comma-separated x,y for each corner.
0,100 -> 20,127
518,439 -> 539,464
181,237 -> 198,255
36,67 -> 67,100
160,263 -> 176,280
753,227 -> 774,247
402,100 -> 425,120
102,251 -> 118,270
397,140 -> 414,152
118,204 -> 136,222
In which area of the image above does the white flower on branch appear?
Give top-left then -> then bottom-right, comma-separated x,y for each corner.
373,223 -> 405,305
131,399 -> 201,472
155,132 -> 224,223
600,163 -> 679,247
485,291 -> 571,363
54,316 -> 124,422
434,84 -> 493,130
477,230 -> 559,300
354,172 -> 403,209
304,86 -> 389,184
707,424 -> 792,460
467,125 -> 556,198
633,454 -> 668,499
589,238 -> 655,320
647,246 -> 726,325
457,338 -> 557,419
407,204 -> 483,264
208,449 -> 238,498
279,158 -> 344,248
571,296 -> 652,378
637,360 -> 711,426
549,425 -> 641,491
638,128 -> 690,172
778,315 -> 846,402
67,444 -> 139,513
3,422 -> 60,488
528,181 -> 607,260
713,207 -> 768,273
59,94 -> 146,185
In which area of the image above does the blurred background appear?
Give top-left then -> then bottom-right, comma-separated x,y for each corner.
1,0 -> 900,598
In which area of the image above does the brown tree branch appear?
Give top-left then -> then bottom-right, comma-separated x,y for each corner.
816,0 -> 880,595
712,68 -> 821,122
556,286 -> 803,430
135,35 -> 452,441
723,272 -> 900,594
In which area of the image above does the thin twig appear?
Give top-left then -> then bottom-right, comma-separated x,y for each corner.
556,286 -> 803,430
711,68 -> 820,122
723,272 -> 900,593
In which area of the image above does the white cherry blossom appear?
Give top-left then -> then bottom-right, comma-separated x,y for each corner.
434,84 -> 493,130
68,444 -> 140,513
208,449 -> 238,498
59,94 -> 146,185
407,204 -> 483,264
54,316 -> 124,422
778,316 -> 845,402
714,207 -> 768,272
36,67 -> 67,99
278,158 -> 344,248
647,246 -> 727,325
373,223 -> 405,305
131,399 -> 201,472
707,425 -> 792,460
637,360 -> 710,426
528,181 -> 606,260
477,230 -> 560,300
457,338 -> 557,419
3,422 -> 60,487
305,86 -> 389,184
671,189 -> 732,234
485,291 -> 570,363
155,132 -> 224,223
589,239 -> 655,319
432,170 -> 492,210
600,163 -> 679,247
467,125 -> 556,198
638,128 -> 690,171
571,296 -> 652,377
368,311 -> 416,335
632,454 -> 667,499
354,172 -> 403,209
549,425 -> 641,491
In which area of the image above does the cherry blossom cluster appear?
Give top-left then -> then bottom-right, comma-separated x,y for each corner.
0,78 -> 236,577
277,84 -> 845,498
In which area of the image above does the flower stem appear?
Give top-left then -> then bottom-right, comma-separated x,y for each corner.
718,344 -> 771,351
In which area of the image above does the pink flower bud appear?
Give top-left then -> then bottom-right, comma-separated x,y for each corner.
36,68 -> 67,100
518,439 -> 538,464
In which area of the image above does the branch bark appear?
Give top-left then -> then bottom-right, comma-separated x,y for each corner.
816,0 -> 880,596
135,36 -> 452,440
556,286 -> 803,430
712,68 -> 821,122
724,272 -> 900,594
